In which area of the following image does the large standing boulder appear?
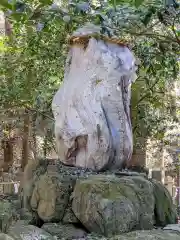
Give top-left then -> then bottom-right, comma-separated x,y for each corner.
52,24 -> 138,171
72,174 -> 154,237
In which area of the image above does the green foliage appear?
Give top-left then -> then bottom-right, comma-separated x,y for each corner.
0,0 -> 179,147
134,0 -> 145,8
0,0 -> 12,10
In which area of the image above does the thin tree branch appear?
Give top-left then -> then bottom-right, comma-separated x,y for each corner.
25,106 -> 54,122
172,11 -> 180,44
105,21 -> 179,44
134,78 -> 160,108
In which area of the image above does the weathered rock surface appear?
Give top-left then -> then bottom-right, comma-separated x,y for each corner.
0,233 -> 15,240
69,229 -> 180,240
129,176 -> 155,230
29,160 -> 97,222
16,208 -> 34,222
164,224 -> 180,234
52,24 -> 138,171
0,200 -> 13,233
20,158 -> 177,238
42,223 -> 87,239
10,219 -> 30,227
62,203 -> 79,224
8,223 -> 54,240
72,174 -> 154,237
2,194 -> 39,226
30,171 -> 74,222
4,227 -> 180,240
110,230 -> 180,240
151,179 -> 177,226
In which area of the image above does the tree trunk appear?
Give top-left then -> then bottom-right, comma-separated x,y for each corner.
21,112 -> 30,171
1,123 -> 13,172
43,135 -> 48,158
28,111 -> 37,160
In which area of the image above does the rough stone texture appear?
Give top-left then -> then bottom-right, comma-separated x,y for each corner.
62,203 -> 79,224
52,24 -> 137,171
150,179 -> 177,226
20,158 -> 177,237
84,234 -> 107,240
129,176 -> 155,230
0,200 -> 13,233
8,224 -> 54,240
3,195 -> 38,225
0,234 -> 15,240
27,160 -> 97,222
9,197 -> 34,223
16,208 -> 34,222
0,195 -> 37,233
30,172 -> 74,222
72,174 -> 154,237
42,223 -> 87,240
68,230 -> 180,240
164,224 -> 180,234
22,158 -> 49,211
10,220 -> 30,227
110,230 -> 180,240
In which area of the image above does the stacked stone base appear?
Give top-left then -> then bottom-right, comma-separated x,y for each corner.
0,159 -> 178,239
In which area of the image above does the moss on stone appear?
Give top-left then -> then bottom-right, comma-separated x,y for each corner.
72,175 -> 154,236
110,230 -> 180,240
150,179 -> 177,227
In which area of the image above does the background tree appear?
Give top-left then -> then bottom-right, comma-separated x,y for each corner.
0,0 -> 179,166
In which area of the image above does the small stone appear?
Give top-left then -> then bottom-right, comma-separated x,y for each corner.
62,203 -> 79,224
164,224 -> 180,233
8,224 -> 54,240
42,223 -> 87,240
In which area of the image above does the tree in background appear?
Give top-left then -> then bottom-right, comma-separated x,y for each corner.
0,0 -> 179,165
